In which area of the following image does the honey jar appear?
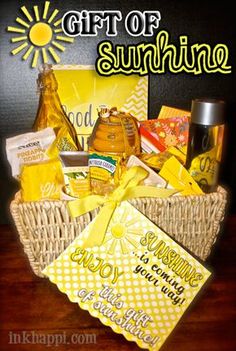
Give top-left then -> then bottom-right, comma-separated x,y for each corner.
88,106 -> 141,195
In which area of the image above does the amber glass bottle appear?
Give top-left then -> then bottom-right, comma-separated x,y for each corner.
33,64 -> 81,153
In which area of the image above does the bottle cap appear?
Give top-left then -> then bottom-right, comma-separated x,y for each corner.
191,99 -> 225,126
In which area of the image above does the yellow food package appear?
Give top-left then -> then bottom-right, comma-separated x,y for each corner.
20,159 -> 64,202
158,105 -> 190,119
140,146 -> 186,171
159,156 -> 204,195
88,152 -> 123,195
188,147 -> 219,190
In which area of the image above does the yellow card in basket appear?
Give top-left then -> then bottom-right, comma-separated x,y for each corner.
43,201 -> 211,350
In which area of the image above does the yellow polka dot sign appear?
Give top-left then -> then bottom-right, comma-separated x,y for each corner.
43,201 -> 211,350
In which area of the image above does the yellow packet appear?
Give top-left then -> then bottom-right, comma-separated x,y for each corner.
159,156 -> 204,195
158,105 -> 190,119
88,152 -> 123,195
20,159 -> 64,202
140,146 -> 186,171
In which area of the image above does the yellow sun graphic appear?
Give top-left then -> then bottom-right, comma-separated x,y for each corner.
7,1 -> 74,68
103,208 -> 144,255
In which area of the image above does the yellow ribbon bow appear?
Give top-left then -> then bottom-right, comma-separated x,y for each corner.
68,166 -> 176,248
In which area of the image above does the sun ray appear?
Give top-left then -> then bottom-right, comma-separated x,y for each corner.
21,6 -> 33,22
16,17 -> 30,28
124,236 -> 139,249
32,49 -> 39,68
120,209 -> 128,223
120,239 -> 130,255
127,229 -> 143,235
53,18 -> 62,27
8,1 -> 74,68
43,1 -> 50,20
54,28 -> 63,33
125,217 -> 140,227
33,6 -> 40,21
42,48 -> 49,63
11,42 -> 28,55
11,36 -> 28,43
103,234 -> 113,244
108,239 -> 118,255
120,239 -> 130,254
56,35 -> 74,43
52,40 -> 65,51
48,47 -> 60,63
22,45 -> 34,60
48,9 -> 59,24
7,26 -> 26,34
71,83 -> 81,100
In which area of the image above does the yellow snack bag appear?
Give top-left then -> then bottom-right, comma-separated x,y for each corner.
159,156 -> 204,196
20,159 -> 64,202
140,146 -> 186,171
158,105 -> 190,119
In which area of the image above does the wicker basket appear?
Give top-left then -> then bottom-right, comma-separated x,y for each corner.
10,187 -> 227,277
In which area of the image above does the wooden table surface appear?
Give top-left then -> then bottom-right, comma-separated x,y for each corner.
0,216 -> 236,351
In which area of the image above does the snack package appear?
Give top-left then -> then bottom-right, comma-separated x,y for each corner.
140,146 -> 187,171
159,156 -> 204,196
140,116 -> 189,151
158,105 -> 190,119
6,127 -> 55,177
139,124 -> 165,153
126,155 -> 167,188
89,152 -> 123,195
33,64 -> 81,154
20,159 -> 64,202
60,151 -> 90,198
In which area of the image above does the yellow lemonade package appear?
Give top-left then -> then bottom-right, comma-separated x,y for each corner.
60,151 -> 90,198
53,65 -> 148,150
20,159 -> 64,202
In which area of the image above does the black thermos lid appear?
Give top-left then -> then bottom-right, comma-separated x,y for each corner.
191,98 -> 225,126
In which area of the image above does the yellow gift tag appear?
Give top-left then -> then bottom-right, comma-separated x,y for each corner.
43,201 -> 211,351
159,156 -> 204,195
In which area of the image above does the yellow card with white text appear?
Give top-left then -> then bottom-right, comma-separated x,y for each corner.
43,201 -> 211,350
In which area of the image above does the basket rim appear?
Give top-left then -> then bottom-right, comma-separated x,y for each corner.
10,185 -> 227,208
